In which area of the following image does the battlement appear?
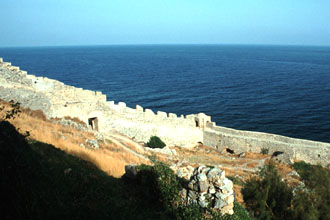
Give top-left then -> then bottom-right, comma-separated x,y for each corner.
106,100 -> 212,128
0,57 -> 329,165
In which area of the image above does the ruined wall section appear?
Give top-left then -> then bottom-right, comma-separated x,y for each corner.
103,101 -> 205,147
1,58 -> 330,160
204,123 -> 330,166
0,60 -> 109,131
0,58 -> 206,147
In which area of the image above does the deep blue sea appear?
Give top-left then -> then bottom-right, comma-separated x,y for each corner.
1,45 -> 330,143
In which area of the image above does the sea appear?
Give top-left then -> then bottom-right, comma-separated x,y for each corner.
0,45 -> 330,143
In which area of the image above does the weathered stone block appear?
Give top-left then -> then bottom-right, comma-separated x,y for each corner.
188,190 -> 198,200
207,167 -> 221,179
221,203 -> 234,215
145,109 -> 155,116
169,113 -> 177,118
225,195 -> 234,204
197,173 -> 207,182
220,178 -> 233,192
136,105 -> 143,112
188,179 -> 196,190
198,181 -> 209,193
209,185 -> 216,194
179,188 -> 187,200
118,102 -> 126,108
198,200 -> 208,208
157,111 -> 167,118
214,198 -> 226,209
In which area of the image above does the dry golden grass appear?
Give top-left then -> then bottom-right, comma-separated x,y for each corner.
1,100 -> 148,178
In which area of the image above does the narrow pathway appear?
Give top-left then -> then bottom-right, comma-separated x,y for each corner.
104,132 -> 150,162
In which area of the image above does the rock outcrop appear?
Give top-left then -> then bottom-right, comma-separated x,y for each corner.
178,165 -> 235,215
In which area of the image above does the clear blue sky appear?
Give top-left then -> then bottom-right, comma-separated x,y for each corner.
1,0 -> 330,47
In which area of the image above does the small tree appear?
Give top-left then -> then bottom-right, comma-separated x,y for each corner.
147,136 -> 166,149
242,161 -> 293,220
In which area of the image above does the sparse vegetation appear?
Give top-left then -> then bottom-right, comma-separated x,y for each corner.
0,99 -> 148,177
147,135 -> 166,148
227,176 -> 244,186
292,161 -> 330,220
261,147 -> 269,155
242,160 -> 330,220
2,99 -> 329,219
242,161 -> 293,220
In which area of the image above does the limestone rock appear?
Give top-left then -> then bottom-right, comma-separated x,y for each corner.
179,165 -> 234,215
124,164 -> 138,179
86,139 -> 99,149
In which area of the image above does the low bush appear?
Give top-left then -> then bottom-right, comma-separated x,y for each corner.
147,136 -> 166,148
243,161 -> 330,220
261,148 -> 269,155
135,161 -> 182,217
242,161 -> 293,220
292,161 -> 330,220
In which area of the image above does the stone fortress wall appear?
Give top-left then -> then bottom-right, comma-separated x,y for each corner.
0,58 -> 206,148
0,58 -> 329,165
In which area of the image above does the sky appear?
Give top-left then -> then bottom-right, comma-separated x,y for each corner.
1,0 -> 330,47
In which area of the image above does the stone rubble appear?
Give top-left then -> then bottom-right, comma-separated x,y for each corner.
178,165 -> 235,215
85,139 -> 99,149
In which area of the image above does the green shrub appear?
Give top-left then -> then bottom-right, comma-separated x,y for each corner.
135,161 -> 181,216
261,148 -> 269,155
227,176 -> 244,186
242,161 -> 330,220
242,162 -> 293,220
147,136 -> 166,148
293,161 -> 330,220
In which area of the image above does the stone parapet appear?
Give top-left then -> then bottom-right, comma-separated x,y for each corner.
0,57 -> 329,161
203,124 -> 330,166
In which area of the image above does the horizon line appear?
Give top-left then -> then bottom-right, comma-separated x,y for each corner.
1,42 -> 330,49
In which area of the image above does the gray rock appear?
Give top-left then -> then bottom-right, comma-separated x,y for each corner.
197,173 -> 207,182
198,200 -> 209,208
214,198 -> 226,209
199,181 -> 209,193
188,179 -> 196,190
215,192 -> 222,199
86,139 -> 99,149
124,164 -> 137,179
179,188 -> 187,200
209,185 -> 216,194
289,170 -> 300,177
188,190 -> 198,200
220,178 -> 233,191
207,167 -> 221,179
64,168 -> 72,175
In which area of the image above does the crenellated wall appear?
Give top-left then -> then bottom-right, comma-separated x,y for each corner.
0,58 -> 329,165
